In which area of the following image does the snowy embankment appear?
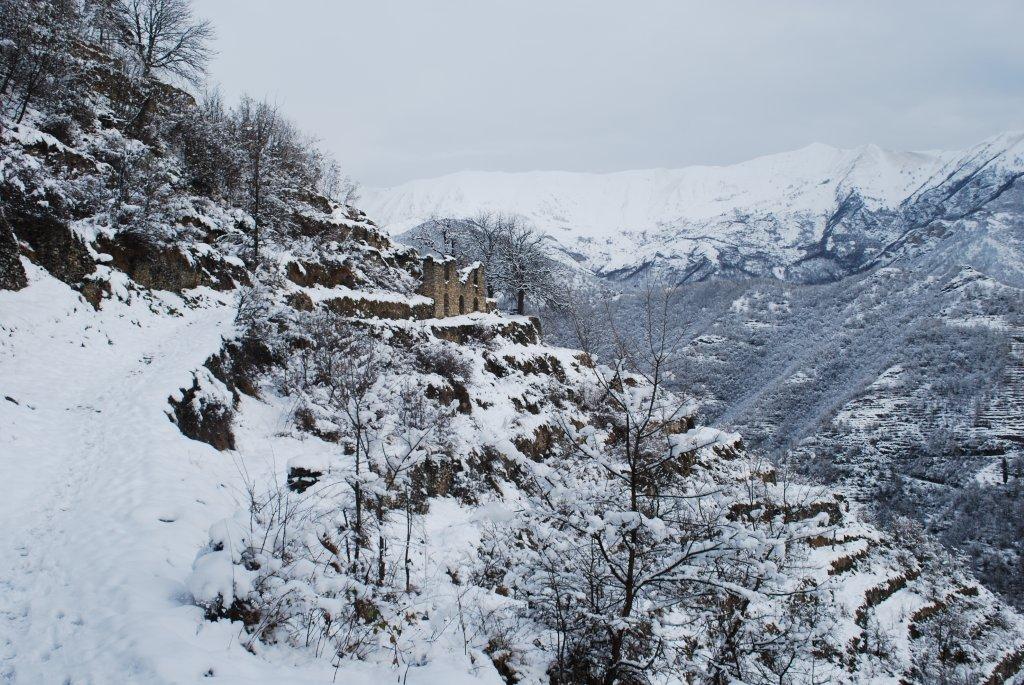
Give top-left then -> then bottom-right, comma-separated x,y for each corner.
0,263 -> 498,684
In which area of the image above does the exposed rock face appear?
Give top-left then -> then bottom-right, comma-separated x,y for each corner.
169,374 -> 236,452
203,337 -> 277,401
97,232 -> 249,293
5,196 -> 94,285
286,259 -> 357,288
286,466 -> 323,493
0,211 -> 27,291
430,317 -> 539,345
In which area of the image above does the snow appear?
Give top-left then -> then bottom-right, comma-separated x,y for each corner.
363,131 -> 1024,281
0,262 -> 241,682
365,144 -> 948,239
458,261 -> 482,283
5,122 -> 68,152
3,256 -> 1023,682
3,115 -> 1023,681
0,263 -> 501,684
304,283 -> 432,306
669,426 -> 739,454
363,142 -> 951,257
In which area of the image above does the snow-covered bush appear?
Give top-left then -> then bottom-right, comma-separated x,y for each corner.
476,365 -> 838,684
106,139 -> 177,239
415,342 -> 473,384
190,481 -> 389,659
191,312 -> 463,662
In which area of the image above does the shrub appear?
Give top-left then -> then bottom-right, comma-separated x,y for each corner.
416,344 -> 472,384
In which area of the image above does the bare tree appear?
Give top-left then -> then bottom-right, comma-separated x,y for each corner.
496,215 -> 557,315
107,0 -> 214,83
0,0 -> 80,126
316,157 -> 360,206
299,316 -> 383,579
427,214 -> 463,256
230,96 -> 283,268
433,212 -> 560,314
224,96 -> 344,267
376,382 -> 452,592
464,212 -> 511,298
171,86 -> 238,196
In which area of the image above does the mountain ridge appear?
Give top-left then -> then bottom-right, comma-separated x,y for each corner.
363,130 -> 1024,285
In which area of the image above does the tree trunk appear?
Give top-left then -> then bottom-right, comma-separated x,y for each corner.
353,441 -> 363,573
127,94 -> 154,137
377,501 -> 386,585
14,65 -> 41,124
251,173 -> 262,269
605,427 -> 640,685
404,494 -> 413,592
1,54 -> 22,98
516,289 -> 525,315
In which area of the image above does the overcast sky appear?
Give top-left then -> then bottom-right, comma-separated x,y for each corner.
194,0 -> 1024,187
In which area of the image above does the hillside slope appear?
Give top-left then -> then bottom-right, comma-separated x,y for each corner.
3,111 -> 1024,682
3,10 -> 1024,682
588,255 -> 1024,609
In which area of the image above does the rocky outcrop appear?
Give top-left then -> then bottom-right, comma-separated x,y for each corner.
286,259 -> 357,288
5,196 -> 94,285
169,374 -> 236,452
0,210 -> 27,291
430,317 -> 539,345
286,466 -> 323,494
97,232 -> 249,293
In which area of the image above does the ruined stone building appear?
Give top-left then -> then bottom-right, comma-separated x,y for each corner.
418,255 -> 492,318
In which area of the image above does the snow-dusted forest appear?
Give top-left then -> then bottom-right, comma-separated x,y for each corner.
2,2 -> 1023,684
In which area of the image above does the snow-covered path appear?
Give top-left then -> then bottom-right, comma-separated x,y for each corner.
0,266 -> 239,683
0,266 -> 499,685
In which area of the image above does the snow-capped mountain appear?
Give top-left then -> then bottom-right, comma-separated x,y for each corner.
363,131 -> 1024,284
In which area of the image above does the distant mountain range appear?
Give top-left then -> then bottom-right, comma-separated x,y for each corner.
367,132 -> 1024,610
363,131 -> 1024,286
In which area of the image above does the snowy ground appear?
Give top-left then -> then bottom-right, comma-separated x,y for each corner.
0,262 -> 500,684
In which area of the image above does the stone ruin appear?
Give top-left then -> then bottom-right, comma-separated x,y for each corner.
418,255 -> 492,318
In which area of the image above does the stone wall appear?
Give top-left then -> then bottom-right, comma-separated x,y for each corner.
418,256 -> 492,318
